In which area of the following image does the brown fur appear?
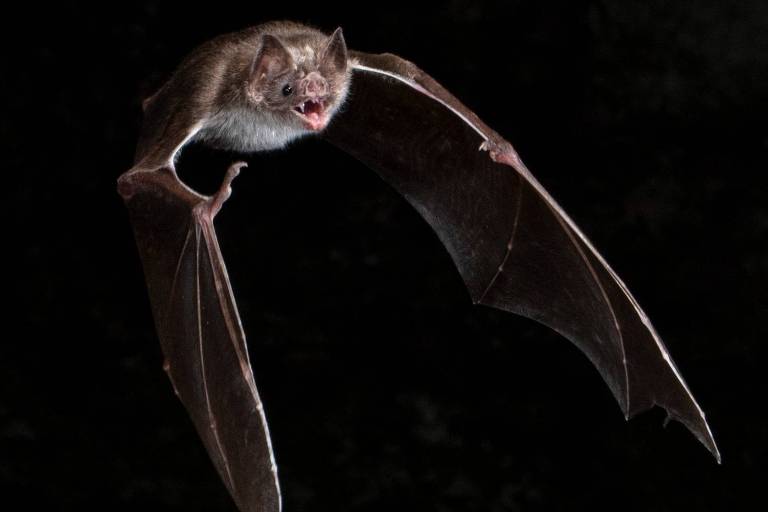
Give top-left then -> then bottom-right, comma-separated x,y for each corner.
133,21 -> 351,171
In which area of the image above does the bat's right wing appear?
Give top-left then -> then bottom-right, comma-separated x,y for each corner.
323,51 -> 720,461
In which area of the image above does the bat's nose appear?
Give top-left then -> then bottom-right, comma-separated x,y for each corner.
301,72 -> 328,97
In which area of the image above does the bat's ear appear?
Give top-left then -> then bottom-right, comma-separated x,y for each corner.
250,34 -> 293,81
320,27 -> 348,74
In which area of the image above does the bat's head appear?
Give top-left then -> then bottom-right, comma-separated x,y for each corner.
247,28 -> 350,132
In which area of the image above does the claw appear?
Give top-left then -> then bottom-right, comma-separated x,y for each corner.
480,138 -> 525,170
191,161 -> 246,224
479,138 -> 505,162
208,161 -> 247,219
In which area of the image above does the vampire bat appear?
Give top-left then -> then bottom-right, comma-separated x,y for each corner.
117,20 -> 719,512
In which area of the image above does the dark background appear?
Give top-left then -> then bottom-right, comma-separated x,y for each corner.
3,1 -> 766,510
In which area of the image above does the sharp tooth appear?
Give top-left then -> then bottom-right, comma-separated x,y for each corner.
299,103 -> 305,113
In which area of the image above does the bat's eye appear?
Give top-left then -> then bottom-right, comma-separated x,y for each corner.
282,84 -> 293,96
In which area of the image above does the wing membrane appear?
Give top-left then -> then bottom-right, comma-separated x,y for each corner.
323,52 -> 719,461
119,166 -> 282,512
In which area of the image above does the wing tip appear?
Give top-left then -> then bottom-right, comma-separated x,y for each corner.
622,400 -> 720,464
689,414 -> 722,464
687,421 -> 722,464
662,407 -> 722,464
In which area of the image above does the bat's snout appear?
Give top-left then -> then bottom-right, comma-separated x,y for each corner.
300,72 -> 328,98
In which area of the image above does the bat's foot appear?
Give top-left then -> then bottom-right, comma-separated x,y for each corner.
193,161 -> 247,222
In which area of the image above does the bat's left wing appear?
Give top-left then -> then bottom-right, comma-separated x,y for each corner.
322,51 -> 720,461
118,164 -> 281,512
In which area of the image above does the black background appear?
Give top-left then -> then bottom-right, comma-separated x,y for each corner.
3,1 -> 766,510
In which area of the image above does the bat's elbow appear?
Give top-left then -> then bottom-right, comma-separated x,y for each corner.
116,172 -> 136,200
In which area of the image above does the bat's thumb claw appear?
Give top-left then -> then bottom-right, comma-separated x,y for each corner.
219,161 -> 246,195
229,160 -> 248,174
199,161 -> 246,220
223,160 -> 247,185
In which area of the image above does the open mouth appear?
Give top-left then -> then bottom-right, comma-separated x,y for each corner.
293,99 -> 327,130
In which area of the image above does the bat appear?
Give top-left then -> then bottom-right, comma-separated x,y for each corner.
117,21 -> 719,512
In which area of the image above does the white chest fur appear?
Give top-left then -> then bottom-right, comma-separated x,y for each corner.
194,107 -> 309,153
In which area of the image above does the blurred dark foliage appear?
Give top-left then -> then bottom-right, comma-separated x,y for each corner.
2,1 -> 766,510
